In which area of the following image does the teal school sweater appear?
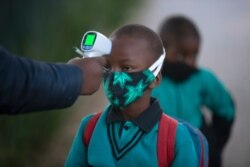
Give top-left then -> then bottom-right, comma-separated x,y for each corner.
152,68 -> 235,128
65,100 -> 198,167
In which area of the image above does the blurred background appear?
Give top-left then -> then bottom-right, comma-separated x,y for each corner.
0,0 -> 249,166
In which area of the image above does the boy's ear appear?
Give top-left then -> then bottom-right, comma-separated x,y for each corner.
149,72 -> 162,89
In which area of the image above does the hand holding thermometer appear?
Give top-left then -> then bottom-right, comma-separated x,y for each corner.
73,31 -> 112,58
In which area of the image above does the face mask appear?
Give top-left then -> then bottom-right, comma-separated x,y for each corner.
103,49 -> 165,108
162,61 -> 198,83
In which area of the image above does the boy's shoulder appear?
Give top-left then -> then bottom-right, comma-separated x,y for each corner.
79,114 -> 96,132
198,67 -> 228,91
159,114 -> 191,140
80,105 -> 111,128
198,67 -> 218,80
174,122 -> 194,144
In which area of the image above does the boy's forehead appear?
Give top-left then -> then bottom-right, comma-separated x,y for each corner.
109,36 -> 154,63
112,36 -> 148,51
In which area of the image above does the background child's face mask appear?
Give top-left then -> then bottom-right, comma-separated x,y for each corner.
102,49 -> 166,108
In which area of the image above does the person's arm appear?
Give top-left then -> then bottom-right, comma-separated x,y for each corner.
171,124 -> 198,167
0,47 -> 104,114
64,115 -> 93,167
0,47 -> 82,114
202,70 -> 235,149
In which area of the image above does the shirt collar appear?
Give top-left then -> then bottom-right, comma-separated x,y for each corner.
106,98 -> 162,132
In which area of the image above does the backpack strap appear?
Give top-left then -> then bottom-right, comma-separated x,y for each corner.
199,131 -> 209,167
83,112 -> 102,147
158,114 -> 178,167
199,133 -> 205,167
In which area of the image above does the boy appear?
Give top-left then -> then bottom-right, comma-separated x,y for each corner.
152,16 -> 235,167
65,24 -> 198,167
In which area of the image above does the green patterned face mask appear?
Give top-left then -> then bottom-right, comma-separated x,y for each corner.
103,49 -> 166,108
103,69 -> 155,108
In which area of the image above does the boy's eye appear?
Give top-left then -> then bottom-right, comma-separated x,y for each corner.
121,66 -> 132,72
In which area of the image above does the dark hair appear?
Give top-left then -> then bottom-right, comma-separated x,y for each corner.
110,24 -> 164,60
159,16 -> 200,48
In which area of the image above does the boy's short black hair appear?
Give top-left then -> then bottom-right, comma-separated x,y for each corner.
110,24 -> 164,61
159,16 -> 200,49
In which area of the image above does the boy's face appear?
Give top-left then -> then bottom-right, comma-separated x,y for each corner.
105,36 -> 155,72
102,35 -> 162,108
179,30 -> 199,56
165,30 -> 199,67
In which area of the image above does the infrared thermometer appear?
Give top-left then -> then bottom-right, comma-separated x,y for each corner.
73,31 -> 112,58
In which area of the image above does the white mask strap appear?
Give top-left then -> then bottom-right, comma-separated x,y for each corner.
149,49 -> 166,77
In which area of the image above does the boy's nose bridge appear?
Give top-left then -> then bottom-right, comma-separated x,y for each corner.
110,65 -> 122,72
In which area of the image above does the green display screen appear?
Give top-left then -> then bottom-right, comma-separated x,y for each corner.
84,34 -> 96,46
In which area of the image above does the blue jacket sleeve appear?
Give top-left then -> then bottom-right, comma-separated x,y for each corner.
0,47 -> 83,114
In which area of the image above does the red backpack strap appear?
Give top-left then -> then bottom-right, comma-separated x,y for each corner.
158,114 -> 178,167
83,112 -> 102,147
199,134 -> 205,167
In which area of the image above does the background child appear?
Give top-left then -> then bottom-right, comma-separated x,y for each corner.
152,16 -> 236,167
65,24 -> 198,167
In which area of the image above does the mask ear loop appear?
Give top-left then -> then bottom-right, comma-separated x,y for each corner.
149,49 -> 166,77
